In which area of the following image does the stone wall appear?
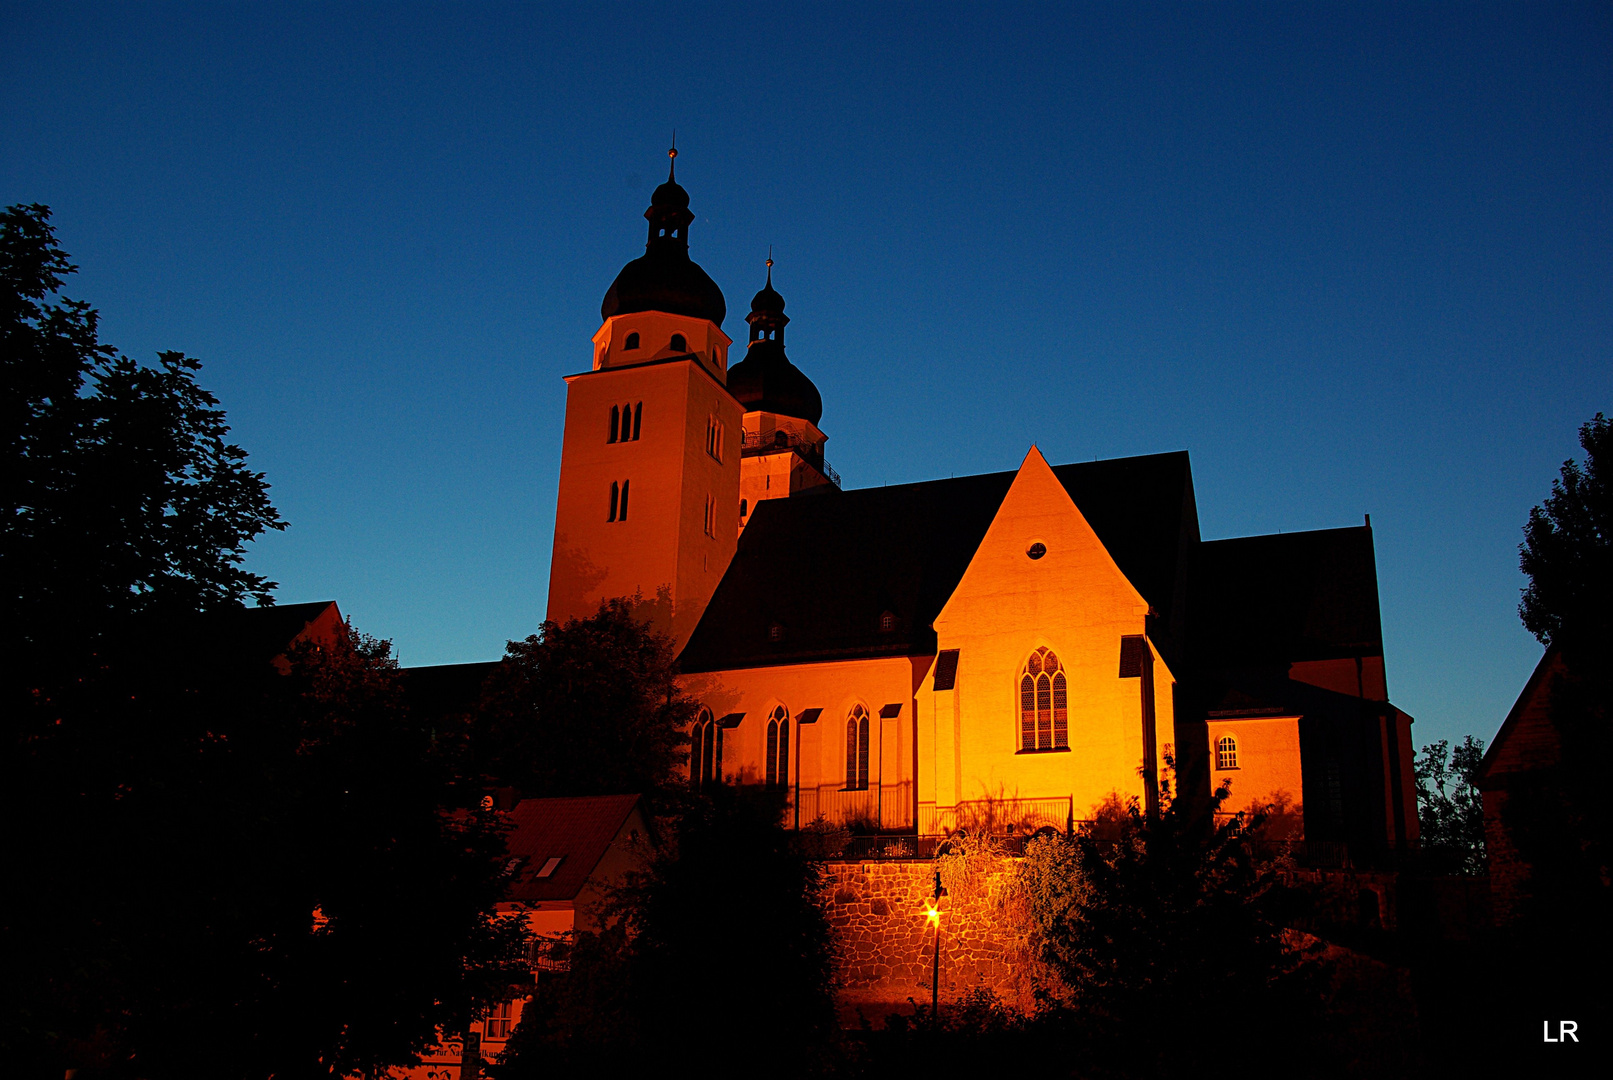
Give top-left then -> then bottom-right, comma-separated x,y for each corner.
821,853 -> 1046,1023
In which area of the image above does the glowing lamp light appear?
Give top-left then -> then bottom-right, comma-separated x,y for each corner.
924,903 -> 941,927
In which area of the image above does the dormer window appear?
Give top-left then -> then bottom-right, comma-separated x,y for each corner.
670,333 -> 687,353
624,332 -> 640,350
879,611 -> 897,633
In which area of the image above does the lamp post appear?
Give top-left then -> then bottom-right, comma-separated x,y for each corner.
926,870 -> 947,1023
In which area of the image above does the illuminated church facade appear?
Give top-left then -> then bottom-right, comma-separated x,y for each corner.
546,151 -> 1419,854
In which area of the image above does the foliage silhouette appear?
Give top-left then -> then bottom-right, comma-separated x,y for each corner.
1,207 -> 525,1078
1413,736 -> 1487,875
494,784 -> 838,1079
465,598 -> 698,799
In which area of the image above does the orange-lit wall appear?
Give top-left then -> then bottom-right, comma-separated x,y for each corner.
737,411 -> 832,531
590,309 -> 730,380
921,449 -> 1176,827
1289,656 -> 1388,701
1206,715 -> 1305,824
548,313 -> 743,650
682,657 -> 920,829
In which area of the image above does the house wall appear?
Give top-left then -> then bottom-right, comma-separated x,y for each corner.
682,656 -> 922,829
1207,715 -> 1305,824
923,450 -> 1176,828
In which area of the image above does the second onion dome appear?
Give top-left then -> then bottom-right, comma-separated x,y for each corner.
725,260 -> 822,426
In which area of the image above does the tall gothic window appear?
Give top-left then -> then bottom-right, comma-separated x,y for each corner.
845,704 -> 870,790
766,705 -> 790,787
691,708 -> 722,788
615,402 -> 641,443
1020,647 -> 1068,752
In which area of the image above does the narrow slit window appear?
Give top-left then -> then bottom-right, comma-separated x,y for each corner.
608,405 -> 619,444
608,481 -> 619,522
618,479 -> 629,521
632,402 -> 642,441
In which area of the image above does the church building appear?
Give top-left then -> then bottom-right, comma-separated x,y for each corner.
545,150 -> 1419,857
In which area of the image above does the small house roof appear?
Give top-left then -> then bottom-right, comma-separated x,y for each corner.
500,794 -> 643,903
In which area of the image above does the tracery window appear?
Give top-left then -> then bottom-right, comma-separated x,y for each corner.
845,705 -> 870,790
691,708 -> 722,788
1019,647 -> 1068,752
765,705 -> 790,787
1217,736 -> 1238,770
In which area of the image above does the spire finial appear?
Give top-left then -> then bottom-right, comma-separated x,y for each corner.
765,245 -> 773,286
668,132 -> 678,181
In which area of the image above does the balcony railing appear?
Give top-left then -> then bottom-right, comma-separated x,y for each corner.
795,781 -> 913,832
919,796 -> 1075,838
740,430 -> 841,488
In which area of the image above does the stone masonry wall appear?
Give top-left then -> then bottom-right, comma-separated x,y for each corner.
821,854 -> 1047,1023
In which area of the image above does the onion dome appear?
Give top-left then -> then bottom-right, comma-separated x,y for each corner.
726,258 -> 822,426
600,144 -> 726,325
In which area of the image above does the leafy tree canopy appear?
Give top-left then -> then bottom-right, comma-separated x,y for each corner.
467,598 -> 697,799
1519,411 -> 1611,652
1,203 -> 284,672
495,785 -> 839,1078
1014,767 -> 1326,1071
1413,736 -> 1487,875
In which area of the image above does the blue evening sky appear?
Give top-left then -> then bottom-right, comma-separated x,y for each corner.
4,3 -> 1609,750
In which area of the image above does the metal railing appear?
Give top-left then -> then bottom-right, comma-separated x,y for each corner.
739,430 -> 841,488
919,796 -> 1074,838
796,781 -> 914,832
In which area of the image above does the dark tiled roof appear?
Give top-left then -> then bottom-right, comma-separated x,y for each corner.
403,661 -> 501,722
500,794 -> 642,903
209,601 -> 339,663
1191,526 -> 1383,665
679,452 -> 1196,673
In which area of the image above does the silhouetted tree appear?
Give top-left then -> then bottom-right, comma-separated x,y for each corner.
1,206 -> 526,1078
1,203 -> 284,675
1519,412 -> 1611,650
466,599 -> 697,799
1014,767 -> 1326,1074
495,785 -> 839,1079
1413,736 -> 1487,874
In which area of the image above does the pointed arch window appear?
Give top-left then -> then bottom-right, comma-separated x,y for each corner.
691,708 -> 723,788
608,480 -> 630,522
615,402 -> 641,443
1019,647 -> 1068,752
845,705 -> 870,790
766,705 -> 790,787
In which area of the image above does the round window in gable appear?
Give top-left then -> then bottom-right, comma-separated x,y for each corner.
1026,542 -> 1047,560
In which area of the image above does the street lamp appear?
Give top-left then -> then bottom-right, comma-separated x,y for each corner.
927,870 -> 947,1022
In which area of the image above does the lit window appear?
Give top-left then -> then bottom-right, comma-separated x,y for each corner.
485,1000 -> 513,1039
1217,736 -> 1238,770
691,708 -> 722,788
1020,647 -> 1068,752
766,705 -> 790,787
624,331 -> 640,350
845,705 -> 870,790
670,333 -> 687,353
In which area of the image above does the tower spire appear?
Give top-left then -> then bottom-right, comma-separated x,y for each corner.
668,132 -> 677,181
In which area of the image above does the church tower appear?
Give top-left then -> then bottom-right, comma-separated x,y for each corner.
546,148 -> 743,649
727,259 -> 835,532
